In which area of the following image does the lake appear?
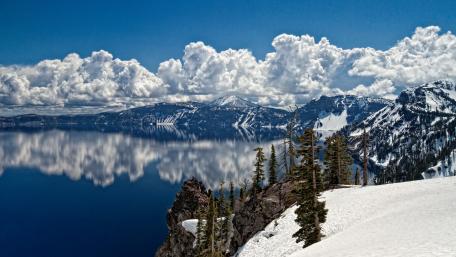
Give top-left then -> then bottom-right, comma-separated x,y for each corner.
0,130 -> 280,257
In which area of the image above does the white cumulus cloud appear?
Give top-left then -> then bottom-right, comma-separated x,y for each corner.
0,50 -> 166,107
1,26 -> 456,112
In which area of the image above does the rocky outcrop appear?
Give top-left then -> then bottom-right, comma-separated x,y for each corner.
155,178 -> 210,257
229,180 -> 298,254
155,177 -> 298,257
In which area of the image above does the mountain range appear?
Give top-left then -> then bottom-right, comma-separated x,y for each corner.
0,94 -> 390,137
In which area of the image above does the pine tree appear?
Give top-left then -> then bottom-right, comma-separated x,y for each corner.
229,181 -> 235,211
220,196 -> 232,254
281,138 -> 289,175
293,128 -> 327,248
324,135 -> 353,188
324,136 -> 338,187
239,187 -> 245,204
362,127 -> 369,186
354,168 -> 360,185
204,192 -> 217,256
268,144 -> 278,185
239,179 -> 248,203
283,105 -> 299,177
195,207 -> 207,256
289,105 -> 299,171
288,138 -> 297,176
218,181 -> 225,217
252,147 -> 266,195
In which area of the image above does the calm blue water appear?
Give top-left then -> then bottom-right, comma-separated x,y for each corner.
0,130 -> 277,257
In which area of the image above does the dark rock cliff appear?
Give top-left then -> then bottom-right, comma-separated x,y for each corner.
155,178 -> 210,257
229,180 -> 297,254
155,178 -> 298,257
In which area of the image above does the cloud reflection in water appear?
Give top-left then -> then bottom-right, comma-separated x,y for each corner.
0,131 -> 279,188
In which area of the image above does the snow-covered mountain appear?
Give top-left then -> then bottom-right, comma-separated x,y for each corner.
398,80 -> 456,114
0,95 -> 390,138
208,96 -> 260,109
235,176 -> 456,257
298,95 -> 392,136
348,80 -> 456,181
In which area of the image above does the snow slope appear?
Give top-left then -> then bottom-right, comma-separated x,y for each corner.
348,80 -> 456,178
235,176 -> 456,257
314,110 -> 348,131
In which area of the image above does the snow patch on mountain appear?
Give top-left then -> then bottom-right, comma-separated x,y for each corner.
235,176 -> 456,257
314,109 -> 348,131
442,88 -> 456,101
424,149 -> 456,178
182,219 -> 198,236
233,111 -> 257,128
209,96 -> 259,108
399,80 -> 456,114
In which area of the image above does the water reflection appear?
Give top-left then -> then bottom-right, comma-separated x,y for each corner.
0,131 -> 280,188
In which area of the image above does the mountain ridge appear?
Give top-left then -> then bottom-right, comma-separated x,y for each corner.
208,95 -> 260,108
347,80 -> 456,182
0,95 -> 391,136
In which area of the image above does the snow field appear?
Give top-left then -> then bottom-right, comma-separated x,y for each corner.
236,177 -> 456,257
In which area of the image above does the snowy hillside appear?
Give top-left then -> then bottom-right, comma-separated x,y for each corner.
313,109 -> 348,131
299,95 -> 392,133
348,80 -> 456,181
235,176 -> 456,257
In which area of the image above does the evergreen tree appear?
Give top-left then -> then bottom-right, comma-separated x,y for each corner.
218,181 -> 225,216
252,147 -> 266,195
229,181 -> 235,211
293,128 -> 327,248
324,135 -> 353,188
220,197 -> 232,254
204,192 -> 217,256
287,105 -> 299,176
281,138 -> 289,175
362,127 -> 369,186
195,207 -> 207,256
354,168 -> 360,185
324,136 -> 338,187
288,138 -> 297,176
239,187 -> 245,204
239,179 -> 248,203
281,105 -> 299,177
268,144 -> 278,185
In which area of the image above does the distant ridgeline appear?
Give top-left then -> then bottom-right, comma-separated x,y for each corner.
0,95 -> 389,141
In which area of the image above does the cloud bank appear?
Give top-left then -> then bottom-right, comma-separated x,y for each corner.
1,26 -> 456,111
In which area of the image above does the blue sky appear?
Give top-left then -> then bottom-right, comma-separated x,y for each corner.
2,0 -> 456,70
2,0 -> 456,112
